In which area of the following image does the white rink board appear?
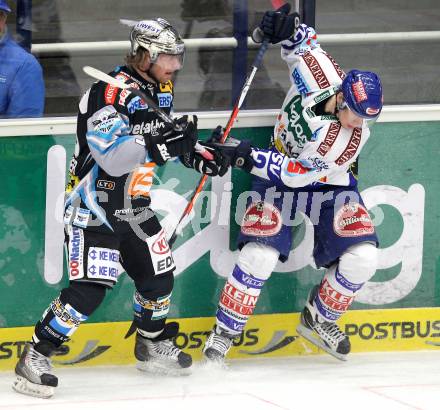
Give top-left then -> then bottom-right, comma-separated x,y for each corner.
1,351 -> 440,410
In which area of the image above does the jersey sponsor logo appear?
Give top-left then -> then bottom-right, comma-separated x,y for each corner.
220,283 -> 258,316
129,119 -> 165,136
241,201 -> 282,237
335,269 -> 363,292
152,229 -> 170,255
97,180 -> 115,190
133,292 -> 171,320
73,208 -> 91,229
104,73 -> 129,105
324,51 -> 345,80
159,81 -> 173,93
317,122 -> 341,156
87,247 -> 120,282
352,80 -> 368,103
92,110 -> 119,133
217,310 -> 246,332
313,90 -> 331,104
318,278 -> 355,315
64,205 -> 74,225
253,150 -> 284,182
232,265 -> 265,290
127,96 -> 148,114
157,92 -> 173,108
127,164 -> 155,198
308,156 -> 329,172
285,159 -> 311,175
145,229 -> 176,275
333,202 -> 375,237
292,68 -> 309,94
335,127 -> 362,165
284,95 -> 313,150
119,82 -> 139,106
113,206 -> 150,222
69,226 -> 84,279
302,52 -> 330,89
49,299 -> 88,339
104,84 -> 117,105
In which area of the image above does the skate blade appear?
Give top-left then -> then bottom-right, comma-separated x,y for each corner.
296,324 -> 348,362
12,375 -> 55,399
201,354 -> 228,369
136,360 -> 191,376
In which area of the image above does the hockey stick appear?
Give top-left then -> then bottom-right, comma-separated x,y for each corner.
168,36 -> 270,246
82,66 -> 213,160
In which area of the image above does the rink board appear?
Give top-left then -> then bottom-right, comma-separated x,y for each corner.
1,307 -> 440,371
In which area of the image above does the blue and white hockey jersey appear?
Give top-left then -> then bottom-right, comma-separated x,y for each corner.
250,25 -> 372,188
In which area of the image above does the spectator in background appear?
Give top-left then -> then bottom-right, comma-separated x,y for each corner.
0,0 -> 44,118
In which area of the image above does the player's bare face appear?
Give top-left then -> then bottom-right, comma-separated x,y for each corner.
149,54 -> 183,83
338,108 -> 363,129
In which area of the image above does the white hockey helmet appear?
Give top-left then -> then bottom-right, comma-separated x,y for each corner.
129,18 -> 185,65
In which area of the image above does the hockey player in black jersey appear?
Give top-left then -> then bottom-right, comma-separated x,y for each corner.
13,18 -> 230,398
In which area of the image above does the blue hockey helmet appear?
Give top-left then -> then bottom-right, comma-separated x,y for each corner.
341,70 -> 383,119
0,0 -> 11,13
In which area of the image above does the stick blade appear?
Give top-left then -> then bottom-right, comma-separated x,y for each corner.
82,66 -> 130,89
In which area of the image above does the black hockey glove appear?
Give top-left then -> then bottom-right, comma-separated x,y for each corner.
180,141 -> 231,177
207,125 -> 254,172
144,115 -> 198,166
252,3 -> 300,44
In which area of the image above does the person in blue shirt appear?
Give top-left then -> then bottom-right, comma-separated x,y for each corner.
0,0 -> 45,118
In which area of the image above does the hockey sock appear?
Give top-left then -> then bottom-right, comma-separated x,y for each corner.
33,297 -> 89,347
133,290 -> 172,338
216,264 -> 266,336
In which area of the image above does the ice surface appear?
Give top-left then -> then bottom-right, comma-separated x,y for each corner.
1,351 -> 440,410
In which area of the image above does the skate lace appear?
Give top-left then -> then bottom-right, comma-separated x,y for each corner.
319,321 -> 346,343
26,346 -> 52,376
150,339 -> 181,359
207,332 -> 233,355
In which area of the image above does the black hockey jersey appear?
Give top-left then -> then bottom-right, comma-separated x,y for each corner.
65,65 -> 174,233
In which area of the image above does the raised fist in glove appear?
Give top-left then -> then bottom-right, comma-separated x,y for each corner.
144,115 -> 198,166
252,3 -> 300,44
180,141 -> 231,177
208,126 -> 254,172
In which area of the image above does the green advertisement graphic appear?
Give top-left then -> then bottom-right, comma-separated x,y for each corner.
0,122 -> 439,328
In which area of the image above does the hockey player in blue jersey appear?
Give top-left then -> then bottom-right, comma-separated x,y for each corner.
203,4 -> 383,362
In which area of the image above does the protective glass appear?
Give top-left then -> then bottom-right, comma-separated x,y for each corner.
154,53 -> 185,71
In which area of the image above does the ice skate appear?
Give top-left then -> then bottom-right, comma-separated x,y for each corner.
296,286 -> 351,361
135,322 -> 192,375
12,341 -> 58,398
203,326 -> 235,363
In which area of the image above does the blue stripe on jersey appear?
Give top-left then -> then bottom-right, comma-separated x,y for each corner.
81,165 -> 112,231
